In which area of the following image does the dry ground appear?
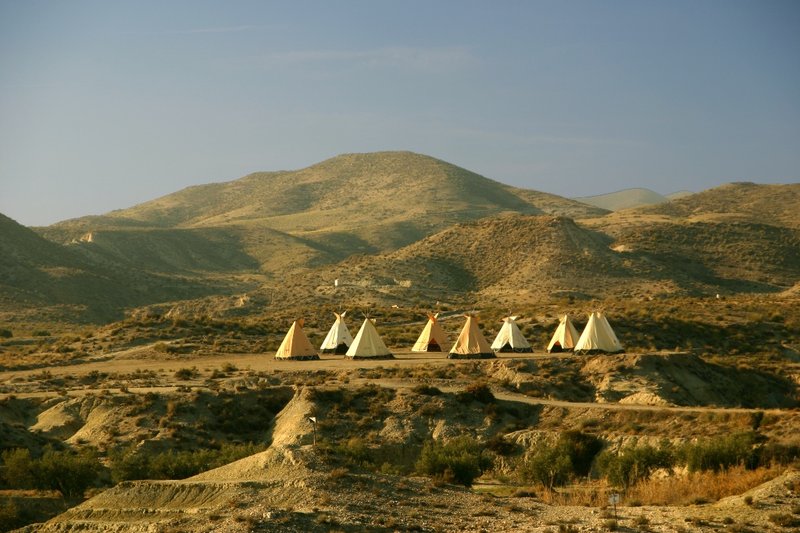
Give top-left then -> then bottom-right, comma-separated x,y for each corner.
1,347 -> 799,532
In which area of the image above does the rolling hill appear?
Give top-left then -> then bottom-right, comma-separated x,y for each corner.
4,155 -> 797,325
627,182 -> 800,228
0,213 -> 246,323
288,211 -> 799,312
574,188 -> 670,211
37,152 -> 606,275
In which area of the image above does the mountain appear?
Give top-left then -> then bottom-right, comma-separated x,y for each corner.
629,182 -> 800,228
38,152 -> 606,276
6,156 -> 797,325
574,188 -> 669,211
291,206 -> 799,309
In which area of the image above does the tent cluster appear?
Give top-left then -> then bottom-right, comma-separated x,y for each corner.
545,312 -> 623,354
275,311 -> 394,360
273,310 -> 623,360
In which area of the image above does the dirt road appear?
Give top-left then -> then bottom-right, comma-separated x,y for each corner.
1,348 -> 790,416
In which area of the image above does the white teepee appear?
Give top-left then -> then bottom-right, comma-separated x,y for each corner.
275,319 -> 319,360
346,318 -> 393,359
574,312 -> 624,354
546,314 -> 580,353
491,315 -> 532,353
448,314 -> 495,359
319,311 -> 353,354
412,313 -> 449,352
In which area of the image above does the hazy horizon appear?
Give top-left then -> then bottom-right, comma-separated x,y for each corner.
2,1 -> 798,227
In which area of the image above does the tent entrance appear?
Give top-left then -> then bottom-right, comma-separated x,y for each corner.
425,340 -> 442,352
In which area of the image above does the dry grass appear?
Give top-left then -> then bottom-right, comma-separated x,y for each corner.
537,481 -> 614,507
528,466 -> 783,508
624,466 -> 782,506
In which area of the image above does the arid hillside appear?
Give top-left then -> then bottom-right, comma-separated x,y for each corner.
619,182 -> 800,228
575,188 -> 671,211
2,156 -> 797,330
0,214 -> 242,323
37,152 -> 606,272
297,211 -> 799,310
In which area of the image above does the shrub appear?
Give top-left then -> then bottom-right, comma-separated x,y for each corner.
520,431 -> 603,488
109,443 -> 264,482
2,447 -> 103,498
769,513 -> 800,528
36,447 -> 103,498
0,448 -> 37,489
595,443 -> 674,488
416,436 -> 491,487
174,367 -> 199,380
411,384 -> 442,396
456,382 -> 495,404
520,443 -> 573,489
0,328 -> 11,338
682,432 -> 757,473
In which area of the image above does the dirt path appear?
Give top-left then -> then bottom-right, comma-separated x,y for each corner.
2,349 -> 791,417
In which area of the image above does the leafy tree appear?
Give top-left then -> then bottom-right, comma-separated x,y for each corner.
0,448 -> 37,489
595,443 -> 674,488
416,436 -> 491,487
35,447 -> 103,499
682,432 -> 758,472
520,431 -> 603,488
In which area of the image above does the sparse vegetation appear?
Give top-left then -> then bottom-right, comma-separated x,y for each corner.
416,436 -> 492,487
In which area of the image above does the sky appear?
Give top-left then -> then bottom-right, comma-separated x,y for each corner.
1,1 -> 798,226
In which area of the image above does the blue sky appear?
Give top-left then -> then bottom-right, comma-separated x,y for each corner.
1,1 -> 798,226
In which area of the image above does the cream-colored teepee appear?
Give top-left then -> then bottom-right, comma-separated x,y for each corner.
574,312 -> 624,354
346,318 -> 394,359
547,314 -> 580,353
320,311 -> 353,354
412,313 -> 449,352
275,319 -> 319,360
448,314 -> 495,359
491,315 -> 532,353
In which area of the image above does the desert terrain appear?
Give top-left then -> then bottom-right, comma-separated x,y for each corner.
1,153 -> 799,532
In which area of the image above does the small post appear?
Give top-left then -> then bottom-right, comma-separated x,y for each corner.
609,492 -> 620,520
308,416 -> 317,448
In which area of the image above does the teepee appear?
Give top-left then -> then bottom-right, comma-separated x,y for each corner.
448,314 -> 495,359
274,319 -> 319,360
412,313 -> 449,352
491,315 -> 532,353
547,314 -> 580,353
319,311 -> 353,354
346,318 -> 394,359
574,312 -> 624,354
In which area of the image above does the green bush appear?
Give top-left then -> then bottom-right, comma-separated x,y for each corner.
682,432 -> 757,473
0,448 -> 37,489
416,436 -> 491,487
0,328 -> 12,339
595,443 -> 674,488
521,443 -> 574,488
109,442 -> 264,482
36,447 -> 103,498
519,431 -> 603,488
1,447 -> 102,498
456,382 -> 495,404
